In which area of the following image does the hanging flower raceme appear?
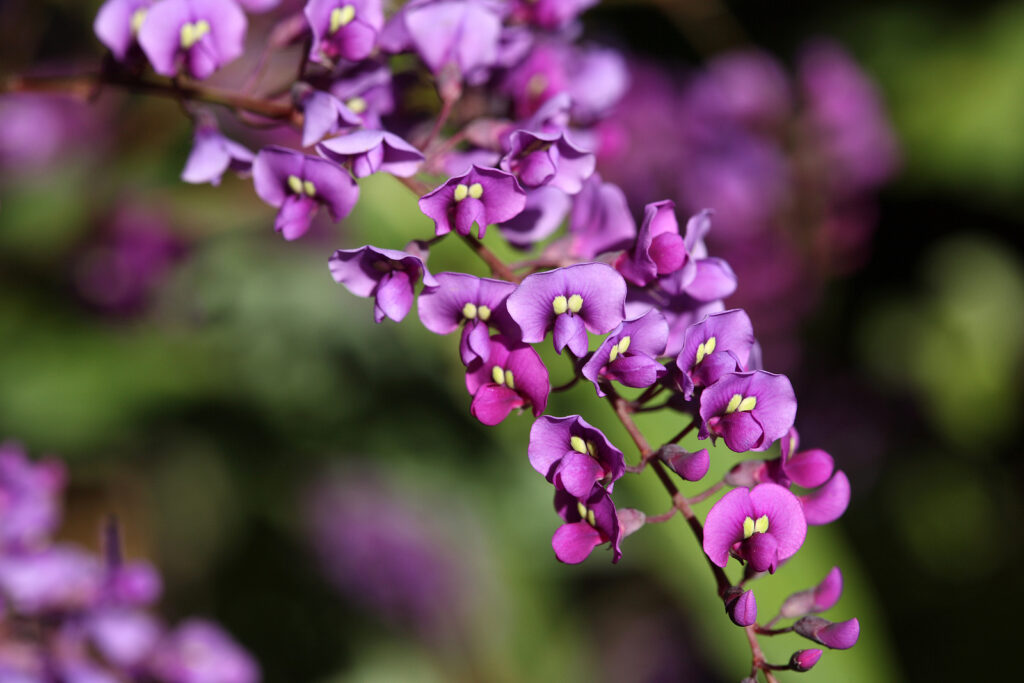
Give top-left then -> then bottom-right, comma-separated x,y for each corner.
528,415 -> 626,498
703,483 -> 807,574
551,487 -> 621,564
506,262 -> 627,356
419,166 -> 527,238
252,146 -> 359,240
305,0 -> 384,65
329,244 -> 437,324
137,0 -> 247,80
581,309 -> 668,396
417,272 -> 517,365
699,370 -> 797,452
465,334 -> 549,425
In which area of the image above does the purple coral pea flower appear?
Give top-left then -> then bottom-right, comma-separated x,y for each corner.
565,173 -> 636,258
386,0 -> 503,80
498,186 -> 571,249
328,60 -> 395,129
790,649 -> 824,672
581,310 -> 668,397
318,130 -> 424,178
552,487 -> 621,564
137,0 -> 247,81
0,545 -> 103,614
506,263 -> 627,357
252,146 -> 359,241
305,0 -> 383,66
86,607 -> 163,669
659,444 -> 710,482
528,415 -> 626,498
417,271 -> 516,365
776,428 -> 850,525
676,309 -> 755,400
799,469 -> 850,525
780,566 -> 843,619
703,483 -> 807,574
794,616 -> 860,650
94,0 -> 155,60
299,90 -> 362,148
499,130 -> 596,195
511,0 -> 597,30
464,334 -> 549,425
0,443 -> 66,551
329,244 -> 438,324
699,371 -> 797,453
419,165 -> 526,238
149,619 -> 259,683
616,202 -> 708,287
181,122 -> 254,186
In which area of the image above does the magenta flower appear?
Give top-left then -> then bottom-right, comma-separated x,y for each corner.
318,130 -> 424,178
305,0 -> 383,66
299,90 -> 361,148
137,0 -> 247,80
794,616 -> 860,650
181,121 -> 253,186
499,130 -> 596,195
465,334 -> 549,425
616,202 -> 709,287
703,483 -> 807,573
699,371 -> 796,453
775,429 -> 850,525
552,488 -> 621,564
506,263 -> 627,356
149,619 -> 259,683
780,566 -> 843,619
528,415 -> 625,498
676,309 -> 755,400
724,587 -> 757,627
419,166 -> 526,238
329,244 -> 437,324
252,146 -> 359,240
417,272 -> 516,365
799,469 -> 850,525
659,444 -> 710,482
94,0 -> 154,60
581,310 -> 668,396
789,649 -> 823,672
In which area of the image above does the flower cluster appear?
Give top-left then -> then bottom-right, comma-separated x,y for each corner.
0,442 -> 258,682
83,0 -> 868,678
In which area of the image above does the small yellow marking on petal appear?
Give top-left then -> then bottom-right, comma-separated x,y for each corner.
180,23 -> 195,49
738,396 -> 757,412
462,302 -> 477,320
705,336 -> 717,355
491,365 -> 505,385
567,294 -> 583,313
453,183 -> 469,202
609,345 -> 618,362
586,441 -> 597,458
477,305 -> 491,321
754,514 -> 769,534
570,436 -> 587,454
527,73 -> 548,97
287,174 -> 304,195
743,516 -> 755,539
130,8 -> 148,34
330,5 -> 356,34
577,501 -> 588,519
552,295 -> 568,315
345,97 -> 367,114
303,180 -> 316,197
586,509 -> 596,527
618,335 -> 631,354
725,393 -> 743,414
467,182 -> 484,199
195,19 -> 210,37
504,369 -> 515,389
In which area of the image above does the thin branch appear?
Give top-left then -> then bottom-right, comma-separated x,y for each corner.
685,481 -> 723,505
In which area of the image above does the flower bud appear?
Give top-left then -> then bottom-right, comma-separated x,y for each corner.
780,566 -> 843,618
794,616 -> 859,650
723,587 -> 757,627
724,459 -> 766,487
659,444 -> 710,482
617,508 -> 646,538
789,649 -> 823,672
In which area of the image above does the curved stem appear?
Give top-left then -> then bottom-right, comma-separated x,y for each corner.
685,481 -> 723,505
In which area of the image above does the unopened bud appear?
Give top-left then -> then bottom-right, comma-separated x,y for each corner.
789,649 -> 823,672
617,508 -> 646,538
724,459 -> 766,487
723,587 -> 757,627
794,616 -> 860,650
659,444 -> 710,482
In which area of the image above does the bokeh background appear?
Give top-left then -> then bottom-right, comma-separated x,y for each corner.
2,0 -> 1023,680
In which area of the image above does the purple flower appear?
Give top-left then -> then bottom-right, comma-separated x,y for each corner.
703,483 -> 807,573
511,0 -> 597,29
328,60 -> 395,129
181,121 -> 254,186
799,469 -> 850,526
506,263 -> 627,356
724,587 -> 757,627
581,310 -> 668,396
499,130 -> 596,195
565,173 -> 636,259
616,202 -> 708,287
305,0 -> 383,65
778,429 -> 850,525
149,619 -> 259,683
0,443 -> 65,551
388,0 -> 503,80
0,545 -> 103,614
417,272 -> 516,365
498,186 -> 571,249
137,0 -> 247,80
329,244 -> 437,323
465,334 -> 549,425
94,0 -> 154,60
699,371 -> 797,453
528,415 -> 625,498
87,608 -> 162,670
317,130 -> 423,178
789,649 -> 823,672
780,566 -> 843,619
419,166 -> 526,238
659,444 -> 710,482
298,90 -> 361,148
676,309 -> 755,400
252,146 -> 359,241
793,616 -> 860,650
552,487 -> 621,564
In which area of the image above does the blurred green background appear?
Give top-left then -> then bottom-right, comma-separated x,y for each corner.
2,0 -> 1023,681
